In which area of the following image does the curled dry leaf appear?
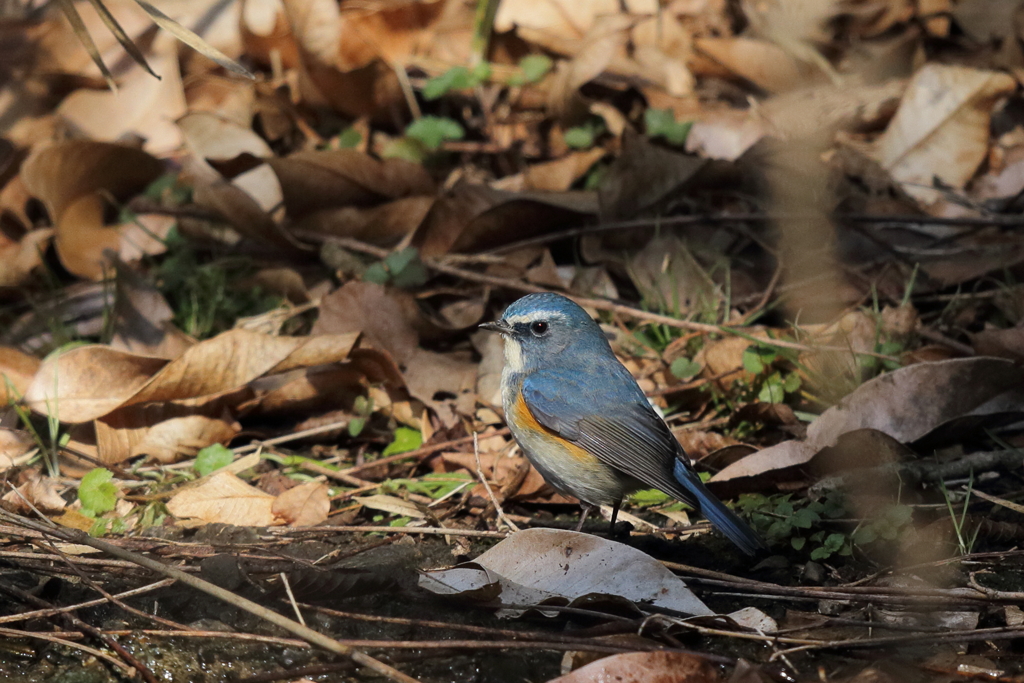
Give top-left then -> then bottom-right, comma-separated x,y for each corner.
279,0 -> 406,118
167,470 -> 280,526
873,64 -> 1016,207
1,472 -> 66,515
25,329 -> 359,423
413,183 -> 597,257
272,481 -> 330,526
695,37 -> 821,93
58,50 -> 187,156
0,346 -> 41,404
268,149 -> 434,218
20,141 -> 164,280
96,405 -> 241,464
0,429 -> 35,472
712,357 -> 1024,487
24,347 -> 169,423
419,528 -> 713,617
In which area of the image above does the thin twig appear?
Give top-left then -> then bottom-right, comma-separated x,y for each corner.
473,432 -> 520,532
0,626 -> 131,673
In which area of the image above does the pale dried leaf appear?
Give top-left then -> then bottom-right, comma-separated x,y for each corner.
874,65 -> 1016,206
167,470 -> 279,526
272,481 -> 329,526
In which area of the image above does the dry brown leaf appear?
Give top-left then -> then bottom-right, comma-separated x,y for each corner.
971,327 -> 1024,362
110,264 -> 196,360
547,14 -> 632,121
313,281 -> 419,362
25,329 -> 358,422
241,0 -> 301,68
167,470 -> 280,526
21,141 -> 164,231
413,183 -> 597,257
280,0 -> 406,118
495,0 -> 655,51
713,357 -> 1024,486
0,228 -> 53,287
404,348 -> 478,427
1,472 -> 67,515
272,480 -> 329,526
55,194 -> 121,281
24,347 -> 169,423
268,149 -> 434,218
695,37 -> 820,93
295,196 -> 435,246
873,65 -> 1016,207
523,149 -> 606,191
117,214 -> 176,262
551,651 -> 719,683
125,329 -> 359,406
96,404 -> 241,464
0,429 -> 35,472
0,346 -> 41,404
58,49 -> 187,156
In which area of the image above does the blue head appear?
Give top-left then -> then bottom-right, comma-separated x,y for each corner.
481,293 -> 610,373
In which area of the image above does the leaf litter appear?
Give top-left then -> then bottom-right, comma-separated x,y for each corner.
5,0 -> 1024,681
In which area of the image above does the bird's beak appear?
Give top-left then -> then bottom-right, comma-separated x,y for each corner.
479,320 -> 510,334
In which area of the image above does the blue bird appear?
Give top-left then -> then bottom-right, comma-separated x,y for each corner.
480,292 -> 764,555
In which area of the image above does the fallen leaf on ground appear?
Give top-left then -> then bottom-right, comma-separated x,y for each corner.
0,346 -> 41,403
167,470 -> 279,526
873,64 -> 1016,207
1,472 -> 66,515
272,481 -> 329,526
550,651 -> 720,683
419,527 -> 713,617
712,357 -> 1024,487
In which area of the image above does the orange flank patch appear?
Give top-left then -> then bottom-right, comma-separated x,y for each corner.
513,393 -> 599,464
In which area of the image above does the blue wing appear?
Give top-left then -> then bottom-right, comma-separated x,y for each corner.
521,368 -> 764,555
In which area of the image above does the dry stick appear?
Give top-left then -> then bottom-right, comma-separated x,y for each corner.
319,236 -> 898,361
0,510 -> 422,683
473,432 -> 520,532
0,578 -> 176,626
41,541 -> 195,633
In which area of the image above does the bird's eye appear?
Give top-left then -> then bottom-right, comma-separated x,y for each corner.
530,321 -> 549,336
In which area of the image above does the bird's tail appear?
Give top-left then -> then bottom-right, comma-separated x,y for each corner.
673,461 -> 765,556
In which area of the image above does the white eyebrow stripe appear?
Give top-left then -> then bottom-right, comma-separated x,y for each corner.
504,311 -> 567,325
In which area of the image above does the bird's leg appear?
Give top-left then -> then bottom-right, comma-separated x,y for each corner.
608,499 -> 621,535
574,503 -> 597,532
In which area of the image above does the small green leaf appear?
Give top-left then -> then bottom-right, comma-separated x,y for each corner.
758,373 -> 786,403
810,546 -> 831,561
423,66 -> 470,100
389,516 -> 413,527
630,488 -> 672,506
885,504 -> 913,526
742,346 -> 776,374
670,357 -> 702,381
791,508 -> 819,529
518,54 -> 552,83
348,417 -> 366,437
782,372 -> 801,394
353,395 -> 371,415
382,427 -> 423,456
405,116 -> 465,150
564,125 -> 595,149
380,137 -> 429,163
823,532 -> 846,552
195,444 -> 234,477
88,518 -> 109,538
362,262 -> 390,285
791,536 -> 806,550
337,128 -> 362,148
79,468 -> 117,515
644,108 -> 692,146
